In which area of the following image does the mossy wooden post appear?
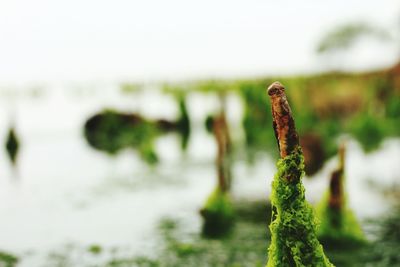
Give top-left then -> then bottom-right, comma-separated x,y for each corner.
176,95 -> 190,150
266,82 -> 333,266
214,110 -> 232,191
328,143 -> 345,222
316,142 -> 365,245
5,126 -> 19,166
200,108 -> 234,237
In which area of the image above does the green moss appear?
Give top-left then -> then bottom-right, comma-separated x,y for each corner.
386,96 -> 400,119
200,188 -> 235,238
5,127 -> 19,165
205,115 -> 214,134
267,148 -> 333,267
0,251 -> 18,267
21,199 -> 382,266
84,110 -> 160,164
177,96 -> 190,150
240,81 -> 276,151
88,244 -> 102,254
348,114 -> 386,152
316,192 -> 365,247
84,96 -> 191,164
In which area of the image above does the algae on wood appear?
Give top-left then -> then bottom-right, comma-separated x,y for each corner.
0,251 -> 18,267
5,126 -> 19,166
266,82 -> 333,267
83,96 -> 190,164
201,102 -> 234,237
316,143 -> 365,245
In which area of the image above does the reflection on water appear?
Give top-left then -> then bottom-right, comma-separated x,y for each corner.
0,86 -> 399,266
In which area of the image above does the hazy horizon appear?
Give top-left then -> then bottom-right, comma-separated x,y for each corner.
0,0 -> 399,85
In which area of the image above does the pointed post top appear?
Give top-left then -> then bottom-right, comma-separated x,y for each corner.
267,81 -> 285,96
267,81 -> 299,158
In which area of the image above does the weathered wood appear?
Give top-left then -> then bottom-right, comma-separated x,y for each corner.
213,111 -> 231,192
267,81 -> 300,158
329,143 -> 346,212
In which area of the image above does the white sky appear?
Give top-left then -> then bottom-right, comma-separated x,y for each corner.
0,0 -> 399,84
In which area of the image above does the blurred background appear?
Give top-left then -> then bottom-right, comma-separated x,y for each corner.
0,0 -> 399,266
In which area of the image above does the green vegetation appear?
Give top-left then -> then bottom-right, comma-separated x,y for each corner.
88,244 -> 102,254
239,81 -> 278,159
267,148 -> 333,267
156,65 -> 400,172
189,67 -> 399,173
176,96 -> 190,150
3,61 -> 399,266
83,96 -> 190,164
316,191 -> 365,246
201,107 -> 235,237
316,145 -> 365,246
38,200 -> 270,267
0,251 -> 18,267
200,188 -> 235,238
316,22 -> 390,54
5,126 -> 19,166
143,204 -> 269,267
33,198 -> 385,266
84,110 -> 160,164
265,82 -> 333,266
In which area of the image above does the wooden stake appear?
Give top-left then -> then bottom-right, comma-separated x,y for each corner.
267,81 -> 300,158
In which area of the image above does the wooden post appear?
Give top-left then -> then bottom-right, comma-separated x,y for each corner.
267,81 -> 300,159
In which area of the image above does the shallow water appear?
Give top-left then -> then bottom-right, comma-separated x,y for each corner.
0,87 -> 398,266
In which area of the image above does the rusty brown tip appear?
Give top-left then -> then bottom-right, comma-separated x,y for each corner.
267,81 -> 300,158
267,81 -> 285,96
